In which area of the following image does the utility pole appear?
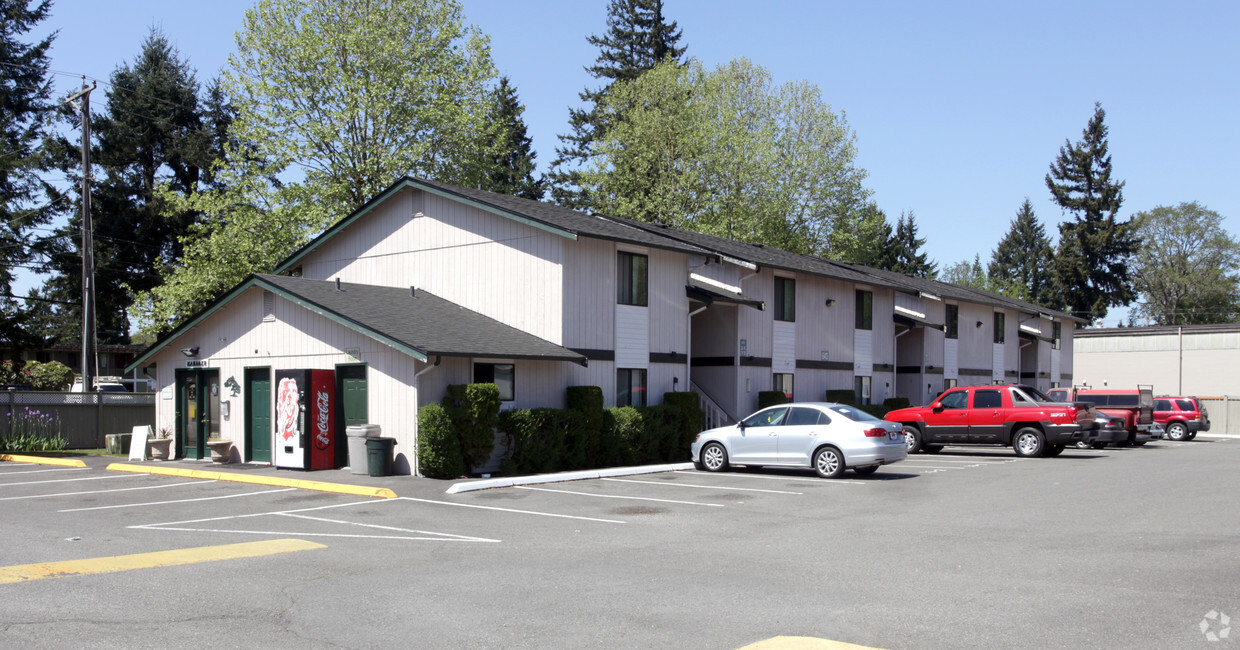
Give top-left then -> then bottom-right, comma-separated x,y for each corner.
67,79 -> 97,394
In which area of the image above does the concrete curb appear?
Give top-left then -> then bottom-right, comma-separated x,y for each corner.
445,462 -> 696,494
105,463 -> 397,499
0,454 -> 87,467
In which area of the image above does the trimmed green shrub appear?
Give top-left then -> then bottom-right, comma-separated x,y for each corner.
758,390 -> 788,409
606,406 -> 644,466
662,391 -> 703,461
499,408 -> 580,475
442,383 -> 501,470
565,386 -> 604,470
417,403 -> 465,479
826,389 -> 856,405
882,397 -> 911,411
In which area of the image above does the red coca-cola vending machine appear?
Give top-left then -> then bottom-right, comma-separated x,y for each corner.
274,369 -> 335,470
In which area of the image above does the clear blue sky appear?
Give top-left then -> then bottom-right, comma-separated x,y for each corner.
32,0 -> 1240,326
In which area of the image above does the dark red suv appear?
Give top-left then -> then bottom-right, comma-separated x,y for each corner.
1154,397 -> 1210,441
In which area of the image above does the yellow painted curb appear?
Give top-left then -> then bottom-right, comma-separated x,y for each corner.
0,454 -> 87,467
105,463 -> 397,499
0,538 -> 325,584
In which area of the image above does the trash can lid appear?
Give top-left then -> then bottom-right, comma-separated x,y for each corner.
346,424 -> 382,437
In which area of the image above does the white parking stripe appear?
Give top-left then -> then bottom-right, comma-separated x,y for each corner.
516,485 -> 724,507
276,512 -> 498,542
133,526 -> 496,543
0,480 -> 215,502
0,475 -> 133,488
59,487 -> 294,512
0,467 -> 90,476
601,478 -> 802,495
673,470 -> 867,485
398,496 -> 626,524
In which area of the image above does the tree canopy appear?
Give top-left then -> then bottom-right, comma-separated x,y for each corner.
548,0 -> 685,209
461,76 -> 544,200
580,58 -> 869,256
1045,102 -> 1138,322
988,198 -> 1053,305
132,0 -> 498,335
883,211 -> 936,277
0,0 -> 56,355
1130,202 -> 1240,325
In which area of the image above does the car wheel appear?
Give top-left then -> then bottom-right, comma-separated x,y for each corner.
1075,440 -> 1092,449
922,444 -> 944,454
1187,432 -> 1197,440
700,442 -> 729,472
1091,441 -> 1109,450
1167,422 -> 1188,441
813,446 -> 845,479
1013,427 -> 1046,457
904,425 -> 923,453
852,465 -> 879,477
1045,444 -> 1066,457
1133,441 -> 1147,446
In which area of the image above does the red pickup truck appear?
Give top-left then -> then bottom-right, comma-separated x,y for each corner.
1045,387 -> 1162,447
885,384 -> 1097,457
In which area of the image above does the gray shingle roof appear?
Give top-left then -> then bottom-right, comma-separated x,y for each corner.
257,275 -> 586,362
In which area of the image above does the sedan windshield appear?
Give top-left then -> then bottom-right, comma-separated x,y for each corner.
827,405 -> 881,422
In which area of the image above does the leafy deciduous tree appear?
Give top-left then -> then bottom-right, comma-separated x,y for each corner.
581,58 -> 869,256
1131,202 -> 1240,325
133,0 -> 497,334
548,0 -> 685,209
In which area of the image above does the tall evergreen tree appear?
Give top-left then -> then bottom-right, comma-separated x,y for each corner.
883,211 -> 936,277
0,0 -> 57,356
989,198 -> 1054,305
34,30 -> 223,343
548,0 -> 685,209
1045,102 -> 1139,321
464,77 -> 544,200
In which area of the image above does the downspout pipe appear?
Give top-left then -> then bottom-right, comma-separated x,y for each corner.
411,355 -> 441,477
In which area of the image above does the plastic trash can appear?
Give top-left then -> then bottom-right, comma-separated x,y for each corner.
346,424 -> 381,475
365,437 -> 396,477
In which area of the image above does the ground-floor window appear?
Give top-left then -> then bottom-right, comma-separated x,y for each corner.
773,373 -> 793,400
945,378 -> 958,389
854,375 -> 872,405
617,368 -> 647,407
474,363 -> 515,401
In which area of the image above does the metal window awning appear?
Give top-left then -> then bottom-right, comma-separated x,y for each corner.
893,311 -> 944,331
1018,330 -> 1055,343
686,279 -> 764,310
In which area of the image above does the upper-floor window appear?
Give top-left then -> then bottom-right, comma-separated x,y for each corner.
855,290 -> 873,330
617,251 -> 648,307
774,277 -> 795,322
1052,322 -> 1062,350
945,304 -> 958,339
993,312 -> 1006,344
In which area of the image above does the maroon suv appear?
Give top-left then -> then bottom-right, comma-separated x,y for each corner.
1154,397 -> 1210,441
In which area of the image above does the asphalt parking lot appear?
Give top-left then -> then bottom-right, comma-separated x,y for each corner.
2,437 -> 1238,649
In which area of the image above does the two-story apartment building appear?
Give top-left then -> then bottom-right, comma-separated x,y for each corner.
126,177 -> 1082,473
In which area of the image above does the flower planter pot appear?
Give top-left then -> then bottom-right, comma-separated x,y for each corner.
207,440 -> 233,463
148,438 -> 173,461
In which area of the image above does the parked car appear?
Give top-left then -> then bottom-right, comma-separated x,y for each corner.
691,402 -> 907,478
1154,397 -> 1210,441
885,384 -> 1096,457
1078,414 -> 1128,449
69,375 -> 128,393
1046,387 -> 1162,446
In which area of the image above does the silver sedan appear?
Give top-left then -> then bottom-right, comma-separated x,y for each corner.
691,402 -> 908,478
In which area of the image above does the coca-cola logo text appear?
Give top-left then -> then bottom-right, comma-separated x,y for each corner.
314,390 -> 331,449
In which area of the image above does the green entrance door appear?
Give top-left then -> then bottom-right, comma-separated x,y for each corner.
336,364 -> 368,467
245,368 -> 272,463
176,368 -> 220,460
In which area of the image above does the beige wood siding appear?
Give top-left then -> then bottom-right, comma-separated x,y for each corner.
298,188 -> 566,343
